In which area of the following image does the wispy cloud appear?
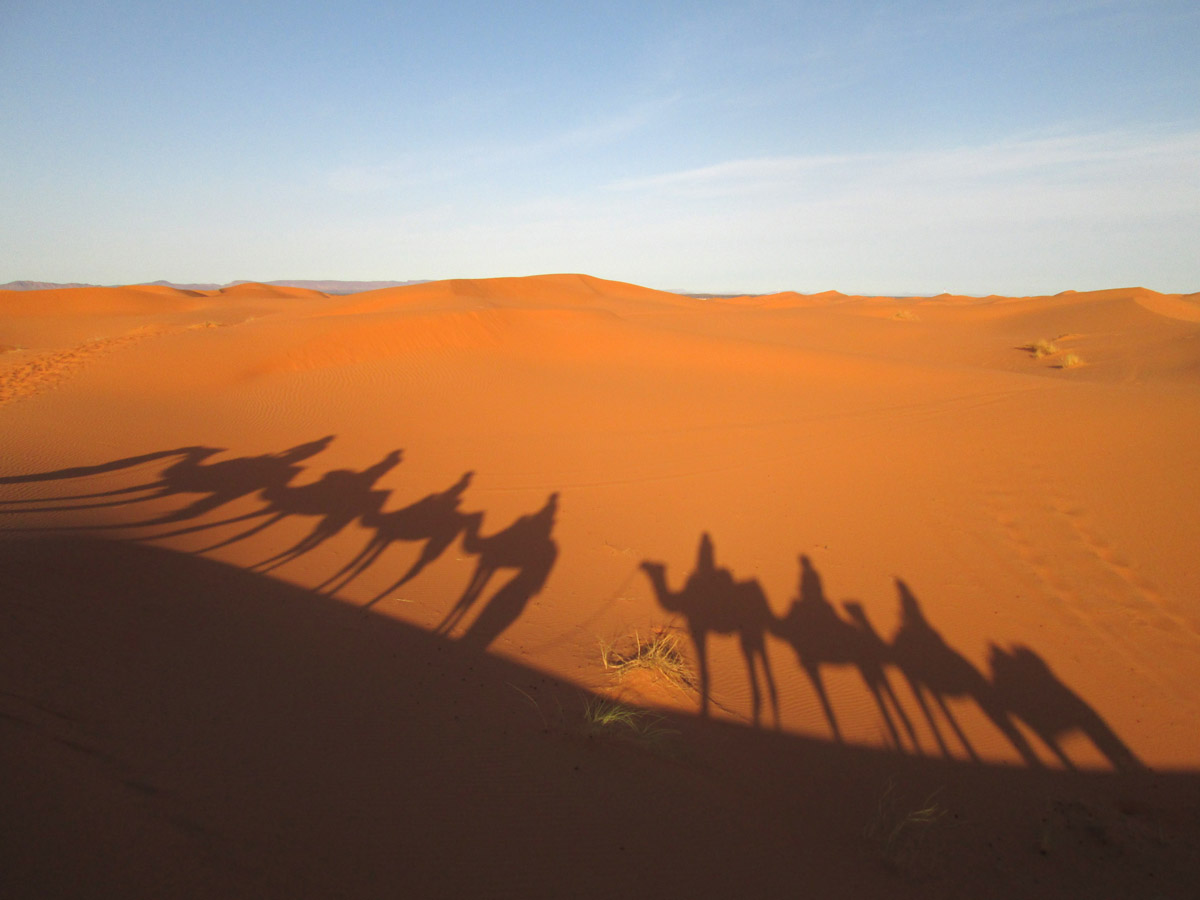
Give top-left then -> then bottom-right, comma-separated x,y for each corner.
605,153 -> 875,195
510,95 -> 679,159
604,129 -> 1200,209
325,95 -> 678,196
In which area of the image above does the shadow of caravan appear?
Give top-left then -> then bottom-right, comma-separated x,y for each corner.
0,443 -> 1150,771
638,540 -> 1144,771
889,579 -> 1043,766
0,437 -> 334,526
1,440 -> 555,652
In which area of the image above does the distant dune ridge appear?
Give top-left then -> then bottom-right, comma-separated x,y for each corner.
2,273 -> 1199,898
0,280 -> 97,291
0,278 -> 429,294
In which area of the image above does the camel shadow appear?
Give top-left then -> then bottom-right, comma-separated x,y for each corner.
0,439 -> 409,582
770,555 -> 916,748
887,579 -> 1042,765
640,533 -> 779,727
325,471 -> 476,603
437,492 -> 559,651
245,450 -> 403,572
0,446 -> 221,511
988,642 -> 1144,772
3,441 -> 554,651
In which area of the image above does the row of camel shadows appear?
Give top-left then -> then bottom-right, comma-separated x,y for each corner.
641,534 -> 1143,772
0,440 -> 1142,769
0,439 -> 558,650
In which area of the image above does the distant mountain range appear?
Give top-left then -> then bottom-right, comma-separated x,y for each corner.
0,279 -> 429,294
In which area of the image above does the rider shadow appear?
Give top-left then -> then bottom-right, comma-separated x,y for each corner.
640,533 -> 779,728
987,642 -> 1144,772
770,554 -> 916,747
437,492 -> 559,651
325,470 -> 476,604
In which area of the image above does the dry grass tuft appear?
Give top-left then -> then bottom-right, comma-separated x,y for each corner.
1060,351 -> 1084,369
864,781 -> 949,871
580,697 -> 678,745
601,628 -> 695,692
1027,338 -> 1059,359
509,682 -> 679,747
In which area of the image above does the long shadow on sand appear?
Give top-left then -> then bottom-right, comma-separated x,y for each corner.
325,470 -> 476,602
0,440 -> 559,652
0,446 -> 1149,774
0,437 -> 335,526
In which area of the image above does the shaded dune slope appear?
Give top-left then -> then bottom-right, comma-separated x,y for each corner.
2,536 -> 1198,900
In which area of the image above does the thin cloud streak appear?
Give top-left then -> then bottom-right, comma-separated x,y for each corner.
606,130 -> 1200,199
325,95 -> 678,196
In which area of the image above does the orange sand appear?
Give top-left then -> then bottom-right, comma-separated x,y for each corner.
3,275 -> 1199,897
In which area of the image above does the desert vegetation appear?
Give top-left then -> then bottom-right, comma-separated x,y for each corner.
1026,338 -> 1060,358
1022,336 -> 1085,369
600,628 -> 695,692
863,781 -> 950,872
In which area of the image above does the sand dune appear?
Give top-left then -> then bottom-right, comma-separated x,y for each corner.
3,275 -> 1199,897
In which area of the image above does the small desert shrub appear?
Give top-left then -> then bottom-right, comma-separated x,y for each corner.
581,697 -> 677,744
892,309 -> 919,321
1060,351 -> 1083,369
864,781 -> 949,870
601,628 -> 695,692
509,683 -> 677,746
1027,338 -> 1059,359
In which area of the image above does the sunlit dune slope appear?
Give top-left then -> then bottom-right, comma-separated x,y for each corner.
3,274 -> 1199,773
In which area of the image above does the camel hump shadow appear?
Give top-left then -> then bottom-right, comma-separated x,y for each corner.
987,642 -> 1145,772
640,533 -> 779,727
148,436 -> 339,525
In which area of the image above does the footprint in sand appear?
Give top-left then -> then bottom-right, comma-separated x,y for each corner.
985,482 -> 1200,707
0,328 -> 163,407
982,485 -> 1181,689
1049,497 -> 1200,640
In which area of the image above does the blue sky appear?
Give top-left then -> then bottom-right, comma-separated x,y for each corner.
2,0 -> 1198,294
